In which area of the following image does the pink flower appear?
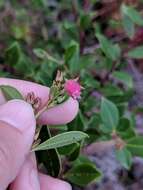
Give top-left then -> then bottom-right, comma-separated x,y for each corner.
64,79 -> 81,100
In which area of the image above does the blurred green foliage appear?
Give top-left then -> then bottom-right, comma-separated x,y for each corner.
1,0 -> 143,188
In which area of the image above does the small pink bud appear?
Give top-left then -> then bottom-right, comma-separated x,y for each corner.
64,79 -> 81,100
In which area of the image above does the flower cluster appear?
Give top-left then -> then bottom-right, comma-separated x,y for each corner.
35,71 -> 82,119
64,79 -> 81,100
49,71 -> 82,106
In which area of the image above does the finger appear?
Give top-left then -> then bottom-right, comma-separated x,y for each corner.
0,78 -> 79,125
0,78 -> 50,108
39,173 -> 72,190
10,153 -> 40,190
0,100 -> 35,190
38,97 -> 79,125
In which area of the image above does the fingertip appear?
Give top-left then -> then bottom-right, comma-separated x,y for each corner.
0,101 -> 36,190
0,99 -> 35,132
10,153 -> 40,190
38,98 -> 79,125
0,78 -> 50,108
39,173 -> 72,190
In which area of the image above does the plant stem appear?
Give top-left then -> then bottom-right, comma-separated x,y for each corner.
35,98 -> 53,119
35,105 -> 48,119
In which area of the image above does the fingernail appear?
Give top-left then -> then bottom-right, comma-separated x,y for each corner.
0,100 -> 35,132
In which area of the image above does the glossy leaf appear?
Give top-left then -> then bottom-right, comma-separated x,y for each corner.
100,97 -> 119,131
65,163 -> 101,187
33,131 -> 88,151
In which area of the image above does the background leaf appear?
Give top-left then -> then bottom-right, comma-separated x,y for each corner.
96,33 -> 121,61
65,163 -> 101,187
126,136 -> 143,157
112,71 -> 133,88
100,97 -> 119,131
128,46 -> 143,59
36,126 -> 62,177
121,4 -> 143,26
115,147 -> 132,170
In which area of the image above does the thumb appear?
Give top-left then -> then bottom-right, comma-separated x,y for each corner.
0,100 -> 35,190
10,153 -> 40,190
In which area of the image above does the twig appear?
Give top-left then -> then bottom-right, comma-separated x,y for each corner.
35,97 -> 53,119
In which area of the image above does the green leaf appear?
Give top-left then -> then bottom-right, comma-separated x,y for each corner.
128,46 -> 143,59
126,136 -> 143,157
122,14 -> 135,38
0,85 -> 23,100
33,48 -> 59,63
58,143 -> 79,155
68,143 -> 81,161
36,126 -> 62,177
65,163 -> 101,187
96,33 -> 121,61
15,55 -> 34,76
117,118 -> 136,140
5,42 -> 34,76
121,4 -> 143,26
80,13 -> 92,29
33,131 -> 88,151
108,89 -> 134,104
68,110 -> 87,131
83,75 -> 100,89
64,40 -> 80,74
115,148 -> 132,170
65,43 -> 77,61
37,149 -> 61,177
100,84 -> 124,97
63,21 -> 78,41
74,155 -> 94,165
5,42 -> 21,66
33,48 -> 47,59
100,97 -> 119,131
112,71 -> 133,88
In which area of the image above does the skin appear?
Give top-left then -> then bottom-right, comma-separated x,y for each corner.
0,78 -> 79,190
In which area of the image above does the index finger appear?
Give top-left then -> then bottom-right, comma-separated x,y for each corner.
0,78 -> 79,125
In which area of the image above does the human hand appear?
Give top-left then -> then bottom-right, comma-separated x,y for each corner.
0,78 -> 79,190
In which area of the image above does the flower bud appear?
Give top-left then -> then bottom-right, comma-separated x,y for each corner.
64,79 -> 81,100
